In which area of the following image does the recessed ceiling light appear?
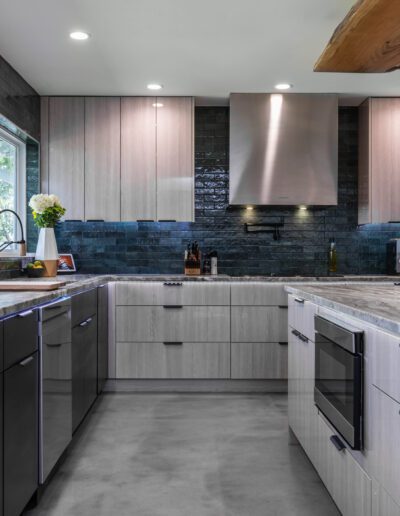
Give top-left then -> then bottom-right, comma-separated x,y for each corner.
152,103 -> 164,108
69,31 -> 90,41
246,206 -> 254,211
147,83 -> 163,90
275,83 -> 292,90
299,205 -> 308,211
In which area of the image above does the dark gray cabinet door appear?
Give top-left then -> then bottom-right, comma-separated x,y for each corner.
4,352 -> 38,516
72,315 -> 97,432
97,285 -> 108,393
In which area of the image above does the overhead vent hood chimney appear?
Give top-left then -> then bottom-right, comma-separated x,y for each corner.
229,93 -> 338,206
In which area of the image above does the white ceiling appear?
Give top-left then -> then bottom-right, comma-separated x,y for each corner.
1,0 -> 400,104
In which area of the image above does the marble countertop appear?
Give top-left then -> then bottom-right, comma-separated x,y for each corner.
286,283 -> 400,334
0,273 -> 397,319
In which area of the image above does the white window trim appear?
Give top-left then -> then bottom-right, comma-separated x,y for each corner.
0,127 -> 26,256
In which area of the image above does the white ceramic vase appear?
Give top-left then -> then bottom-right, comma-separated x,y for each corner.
35,228 -> 59,277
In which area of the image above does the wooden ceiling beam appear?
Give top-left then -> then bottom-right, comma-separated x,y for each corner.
314,0 -> 400,73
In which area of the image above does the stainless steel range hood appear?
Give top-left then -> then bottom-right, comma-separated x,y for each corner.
229,93 -> 338,206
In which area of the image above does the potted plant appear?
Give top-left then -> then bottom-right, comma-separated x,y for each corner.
28,194 -> 66,277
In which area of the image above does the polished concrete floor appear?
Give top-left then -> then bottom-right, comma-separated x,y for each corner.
27,394 -> 340,516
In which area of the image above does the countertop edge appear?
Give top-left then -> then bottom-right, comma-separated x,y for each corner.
285,285 -> 400,335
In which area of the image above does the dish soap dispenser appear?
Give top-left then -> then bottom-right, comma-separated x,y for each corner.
328,239 -> 337,274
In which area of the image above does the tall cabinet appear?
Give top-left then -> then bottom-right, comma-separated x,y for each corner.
41,96 -> 194,222
359,97 -> 400,224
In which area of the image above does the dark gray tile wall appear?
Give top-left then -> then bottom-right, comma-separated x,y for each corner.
0,55 -> 40,141
53,106 -> 400,275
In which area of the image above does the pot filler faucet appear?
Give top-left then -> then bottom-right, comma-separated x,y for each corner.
0,209 -> 26,256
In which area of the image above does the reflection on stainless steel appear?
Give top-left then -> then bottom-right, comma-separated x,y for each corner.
39,297 -> 72,483
229,93 -> 338,206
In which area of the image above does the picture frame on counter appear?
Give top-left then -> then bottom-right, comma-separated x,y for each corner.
57,254 -> 76,273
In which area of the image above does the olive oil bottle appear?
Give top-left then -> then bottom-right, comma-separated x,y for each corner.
328,239 -> 337,273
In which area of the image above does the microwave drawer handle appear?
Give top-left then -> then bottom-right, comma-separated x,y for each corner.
294,298 -> 305,304
330,435 -> 345,452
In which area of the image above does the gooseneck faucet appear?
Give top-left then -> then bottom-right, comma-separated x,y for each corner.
0,209 -> 26,256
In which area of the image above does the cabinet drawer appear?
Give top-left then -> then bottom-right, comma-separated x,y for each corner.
71,288 -> 98,327
231,283 -> 287,306
231,306 -> 287,342
4,310 -> 38,370
316,413 -> 372,516
116,341 -> 230,379
372,328 -> 400,403
288,329 -> 316,459
116,281 -> 230,306
372,386 -> 400,507
116,306 -> 230,342
231,342 -> 287,379
288,294 -> 316,342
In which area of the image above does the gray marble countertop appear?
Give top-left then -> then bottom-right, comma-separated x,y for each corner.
286,284 -> 400,334
0,273 -> 397,319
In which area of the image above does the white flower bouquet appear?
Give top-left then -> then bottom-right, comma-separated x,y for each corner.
29,194 -> 66,228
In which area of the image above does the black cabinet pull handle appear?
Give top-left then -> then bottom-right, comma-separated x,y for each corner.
46,342 -> 62,347
330,435 -> 345,452
163,305 -> 183,309
19,356 -> 34,367
17,309 -> 34,318
278,342 -> 288,346
291,329 -> 300,337
163,282 -> 183,287
163,342 -> 183,346
294,298 -> 305,304
278,305 -> 288,309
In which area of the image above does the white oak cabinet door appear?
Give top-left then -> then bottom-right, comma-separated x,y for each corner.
371,327 -> 400,403
156,97 -> 194,221
116,341 -> 230,379
372,386 -> 400,507
372,479 -> 400,516
231,306 -> 287,342
116,281 -> 230,306
121,97 -> 156,221
46,97 -> 85,220
231,342 -> 287,379
116,306 -> 230,342
85,97 -> 121,221
316,413 -> 372,516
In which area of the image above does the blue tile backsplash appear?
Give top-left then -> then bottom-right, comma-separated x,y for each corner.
48,106 -> 399,275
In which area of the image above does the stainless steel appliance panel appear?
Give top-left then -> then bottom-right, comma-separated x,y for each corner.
39,297 -> 72,483
229,93 -> 338,206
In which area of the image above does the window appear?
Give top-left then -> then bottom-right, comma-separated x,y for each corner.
0,128 -> 26,252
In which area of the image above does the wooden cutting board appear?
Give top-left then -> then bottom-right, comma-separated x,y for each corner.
0,281 -> 66,291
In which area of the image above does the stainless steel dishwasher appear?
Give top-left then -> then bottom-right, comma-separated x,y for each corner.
38,296 -> 72,484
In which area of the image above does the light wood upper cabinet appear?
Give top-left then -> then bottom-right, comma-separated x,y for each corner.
156,97 -> 194,221
41,97 -> 85,220
121,98 -> 156,221
41,96 -> 194,222
85,97 -> 121,221
359,98 -> 400,224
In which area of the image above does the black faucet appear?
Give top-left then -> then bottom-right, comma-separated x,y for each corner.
0,209 -> 26,255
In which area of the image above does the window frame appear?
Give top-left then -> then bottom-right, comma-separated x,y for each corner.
0,127 -> 26,254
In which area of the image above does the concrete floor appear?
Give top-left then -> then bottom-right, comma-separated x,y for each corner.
27,394 -> 340,516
